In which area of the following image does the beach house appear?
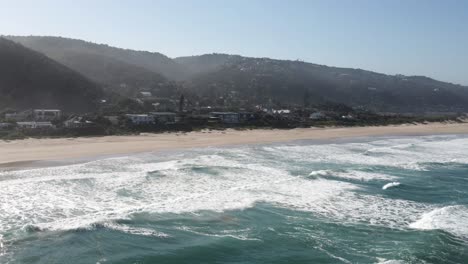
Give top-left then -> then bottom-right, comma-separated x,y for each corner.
17,121 -> 55,129
150,112 -> 177,124
33,109 -> 62,121
4,110 -> 32,121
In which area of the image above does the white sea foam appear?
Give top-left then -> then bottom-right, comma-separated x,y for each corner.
177,226 -> 261,241
0,135 -> 466,240
382,182 -> 401,190
309,170 -> 332,176
409,205 -> 468,238
375,258 -> 404,264
0,154 -> 424,235
103,222 -> 170,238
266,135 -> 468,170
310,170 -> 397,182
0,234 -> 4,257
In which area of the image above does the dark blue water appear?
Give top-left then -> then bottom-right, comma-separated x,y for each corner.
1,135 -> 467,264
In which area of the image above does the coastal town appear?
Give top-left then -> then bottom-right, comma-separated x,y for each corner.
0,91 -> 463,140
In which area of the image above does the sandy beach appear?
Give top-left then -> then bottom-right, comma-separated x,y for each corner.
1,122 -> 468,168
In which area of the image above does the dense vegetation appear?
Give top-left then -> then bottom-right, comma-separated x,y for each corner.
0,38 -> 104,112
177,55 -> 468,112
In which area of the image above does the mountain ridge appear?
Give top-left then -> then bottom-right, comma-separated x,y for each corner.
4,35 -> 468,112
5,35 -> 187,82
176,53 -> 468,112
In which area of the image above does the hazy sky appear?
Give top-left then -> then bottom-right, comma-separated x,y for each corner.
1,0 -> 467,85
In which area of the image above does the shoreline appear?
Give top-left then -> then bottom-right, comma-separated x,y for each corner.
2,122 -> 468,169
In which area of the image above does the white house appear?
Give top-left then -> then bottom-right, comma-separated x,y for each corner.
125,114 -> 154,125
5,110 -> 32,121
140,91 -> 152,97
33,109 -> 62,121
273,109 -> 291,116
17,122 -> 55,129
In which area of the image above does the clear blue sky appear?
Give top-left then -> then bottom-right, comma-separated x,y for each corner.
1,0 -> 467,85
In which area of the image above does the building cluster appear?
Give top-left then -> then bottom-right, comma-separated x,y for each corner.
122,111 -> 257,125
0,109 -> 258,130
0,104 -> 357,133
124,112 -> 178,125
2,109 -> 61,129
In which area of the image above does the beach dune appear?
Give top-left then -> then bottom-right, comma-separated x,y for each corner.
1,123 -> 468,167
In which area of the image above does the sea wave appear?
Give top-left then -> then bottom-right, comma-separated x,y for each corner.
309,169 -> 396,182
375,258 -> 404,264
266,135 -> 468,170
0,153 -> 428,235
0,135 -> 466,247
409,205 -> 468,239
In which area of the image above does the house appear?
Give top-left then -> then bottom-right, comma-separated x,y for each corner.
273,109 -> 291,116
17,122 -> 36,129
210,112 -> 240,124
33,109 -> 61,121
0,123 -> 13,130
267,109 -> 293,119
309,112 -> 326,120
64,116 -> 95,128
5,110 -> 32,121
150,112 -> 177,124
140,91 -> 152,97
238,112 -> 255,122
125,114 -> 154,125
17,122 -> 55,129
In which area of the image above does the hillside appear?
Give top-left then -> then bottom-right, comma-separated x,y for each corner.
174,54 -> 242,77
0,37 -> 104,112
6,36 -> 468,112
6,36 -> 184,93
47,51 -> 169,96
177,54 -> 468,112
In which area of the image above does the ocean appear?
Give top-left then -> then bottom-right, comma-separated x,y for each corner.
0,135 -> 467,264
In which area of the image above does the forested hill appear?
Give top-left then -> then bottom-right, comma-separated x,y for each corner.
5,36 -> 468,113
176,54 -> 468,112
174,54 -> 243,77
0,37 -> 104,112
6,36 -> 181,95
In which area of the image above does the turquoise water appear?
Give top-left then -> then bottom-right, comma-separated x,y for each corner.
1,135 -> 467,264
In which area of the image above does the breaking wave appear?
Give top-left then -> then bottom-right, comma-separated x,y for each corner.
409,205 -> 468,239
1,134 -> 467,263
